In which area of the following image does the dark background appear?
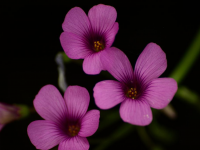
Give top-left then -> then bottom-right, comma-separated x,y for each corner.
1,1 -> 200,150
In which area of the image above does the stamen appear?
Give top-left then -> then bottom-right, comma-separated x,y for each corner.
68,125 -> 80,137
126,87 -> 137,99
94,41 -> 104,52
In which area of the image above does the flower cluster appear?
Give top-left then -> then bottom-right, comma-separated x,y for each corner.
27,4 -> 177,150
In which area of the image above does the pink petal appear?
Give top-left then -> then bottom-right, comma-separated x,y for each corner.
78,110 -> 100,137
101,47 -> 134,84
33,85 -> 67,123
134,43 -> 167,87
62,7 -> 91,37
60,32 -> 93,59
104,22 -> 119,48
27,120 -> 65,150
58,136 -> 89,150
120,99 -> 152,126
83,51 -> 104,74
88,4 -> 117,35
144,78 -> 178,109
93,80 -> 125,109
64,86 -> 90,120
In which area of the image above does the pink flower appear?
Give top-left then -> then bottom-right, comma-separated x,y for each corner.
93,43 -> 177,126
0,103 -> 20,131
27,85 -> 100,150
60,4 -> 118,75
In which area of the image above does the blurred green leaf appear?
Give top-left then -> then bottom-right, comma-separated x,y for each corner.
94,123 -> 134,150
176,86 -> 199,104
98,109 -> 120,131
170,27 -> 200,84
148,120 -> 177,144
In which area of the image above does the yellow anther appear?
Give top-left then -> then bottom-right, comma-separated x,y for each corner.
126,87 -> 138,99
94,41 -> 104,52
68,125 -> 80,137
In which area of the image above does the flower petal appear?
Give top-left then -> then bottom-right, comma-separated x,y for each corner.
0,103 -> 19,124
93,80 -> 125,109
104,22 -> 119,48
78,110 -> 100,137
83,51 -> 104,74
27,120 -> 65,150
101,47 -> 134,84
60,32 -> 93,59
144,78 -> 178,109
33,85 -> 67,123
120,99 -> 152,126
134,43 -> 167,87
64,86 -> 90,120
62,7 -> 91,37
58,136 -> 89,150
88,4 -> 117,36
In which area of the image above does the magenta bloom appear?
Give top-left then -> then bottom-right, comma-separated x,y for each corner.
27,85 -> 100,150
94,43 -> 177,126
60,4 -> 119,74
0,103 -> 20,131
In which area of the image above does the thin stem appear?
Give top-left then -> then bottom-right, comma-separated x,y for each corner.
175,86 -> 200,110
136,126 -> 164,150
169,27 -> 200,83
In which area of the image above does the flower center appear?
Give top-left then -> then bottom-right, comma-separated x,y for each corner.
68,125 -> 80,137
94,41 -> 104,52
126,87 -> 137,99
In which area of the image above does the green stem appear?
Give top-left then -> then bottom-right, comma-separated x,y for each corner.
136,126 -> 164,150
169,27 -> 200,84
175,86 -> 200,107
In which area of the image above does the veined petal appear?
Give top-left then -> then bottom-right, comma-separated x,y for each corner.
78,110 -> 100,137
64,86 -> 90,120
93,80 -> 125,109
62,7 -> 91,37
33,85 -> 67,123
120,99 -> 152,126
88,4 -> 117,35
27,120 -> 65,150
134,43 -> 167,87
101,47 -> 134,84
58,136 -> 89,150
104,22 -> 119,48
60,32 -> 93,59
144,78 -> 178,109
83,51 -> 104,74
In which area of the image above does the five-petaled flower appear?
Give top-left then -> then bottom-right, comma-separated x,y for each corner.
60,4 -> 119,75
93,43 -> 178,126
0,102 -> 20,131
27,85 -> 100,150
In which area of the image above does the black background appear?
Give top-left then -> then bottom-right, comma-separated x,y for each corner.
1,1 -> 200,150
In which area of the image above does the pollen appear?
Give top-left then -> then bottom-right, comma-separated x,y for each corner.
94,41 -> 104,52
126,87 -> 137,99
68,125 -> 80,137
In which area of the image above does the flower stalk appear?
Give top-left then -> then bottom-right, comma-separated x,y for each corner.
170,27 -> 200,84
